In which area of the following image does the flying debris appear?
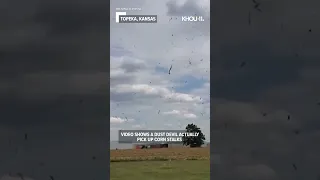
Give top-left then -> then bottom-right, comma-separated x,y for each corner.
252,0 -> 262,12
309,29 -> 312,32
240,61 -> 246,67
251,150 -> 257,157
169,17 -> 172,21
158,110 -> 160,114
92,156 -> 96,160
24,133 -> 28,140
168,65 -> 172,74
50,175 -> 54,180
17,173 -> 24,180
39,162 -> 45,166
262,112 -> 267,116
189,61 -> 192,65
294,129 -> 300,135
254,5 -> 262,12
287,115 -> 290,120
292,163 -> 297,171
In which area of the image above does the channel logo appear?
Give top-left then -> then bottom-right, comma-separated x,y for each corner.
181,16 -> 205,22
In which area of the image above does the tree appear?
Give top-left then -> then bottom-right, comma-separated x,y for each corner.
182,123 -> 206,147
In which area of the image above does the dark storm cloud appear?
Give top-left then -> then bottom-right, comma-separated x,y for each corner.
0,0 -> 109,75
110,92 -> 136,102
166,0 -> 207,16
119,61 -> 146,73
166,0 -> 210,37
0,72 -> 108,100
0,95 -> 108,128
212,43 -> 304,102
110,71 -> 135,86
110,46 -> 133,57
211,0 -> 320,179
0,0 -> 109,179
34,3 -> 106,36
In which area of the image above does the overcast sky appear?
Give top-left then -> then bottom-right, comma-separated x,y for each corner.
0,0 -> 109,179
1,0 -> 320,179
110,0 -> 210,142
211,0 -> 320,179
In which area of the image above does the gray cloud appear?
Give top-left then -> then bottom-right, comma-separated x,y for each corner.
0,0 -> 109,75
166,0 -> 207,16
212,0 -> 320,178
119,61 -> 146,73
0,0 -> 109,179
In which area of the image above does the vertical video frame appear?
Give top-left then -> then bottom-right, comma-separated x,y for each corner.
110,0 -> 210,179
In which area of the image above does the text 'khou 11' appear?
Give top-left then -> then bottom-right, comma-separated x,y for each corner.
118,130 -> 200,143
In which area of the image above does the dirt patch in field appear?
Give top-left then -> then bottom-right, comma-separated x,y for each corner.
110,147 -> 210,162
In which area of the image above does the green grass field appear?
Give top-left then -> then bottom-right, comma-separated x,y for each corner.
110,160 -> 210,180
